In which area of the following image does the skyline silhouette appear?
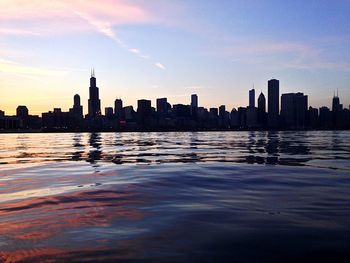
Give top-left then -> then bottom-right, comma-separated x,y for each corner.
1,70 -> 349,132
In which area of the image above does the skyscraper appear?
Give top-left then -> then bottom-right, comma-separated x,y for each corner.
88,69 -> 101,118
268,79 -> 279,129
191,94 -> 198,109
137,99 -> 152,129
72,94 -> 83,119
156,98 -> 168,114
257,92 -> 267,127
258,92 -> 266,113
332,92 -> 342,112
114,99 -> 123,119
249,88 -> 255,108
281,92 -> 308,129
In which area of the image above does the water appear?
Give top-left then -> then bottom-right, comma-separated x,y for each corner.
0,131 -> 349,262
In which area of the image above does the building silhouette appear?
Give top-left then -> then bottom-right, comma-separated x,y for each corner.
191,94 -> 198,109
114,99 -> 124,120
281,93 -> 308,129
87,69 -> 101,119
249,88 -> 255,108
2,71 -> 350,132
268,79 -> 279,129
257,92 -> 267,128
16,105 -> 29,128
156,98 -> 168,115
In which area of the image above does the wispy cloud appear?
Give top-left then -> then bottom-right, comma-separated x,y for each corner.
0,59 -> 66,77
0,28 -> 42,36
0,0 -> 166,70
207,36 -> 350,71
155,62 -> 165,70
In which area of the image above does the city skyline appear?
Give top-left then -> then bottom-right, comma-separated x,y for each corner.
1,69 -> 349,116
1,72 -> 349,131
1,1 -> 350,115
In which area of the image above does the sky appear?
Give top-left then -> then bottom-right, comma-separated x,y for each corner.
1,0 -> 350,115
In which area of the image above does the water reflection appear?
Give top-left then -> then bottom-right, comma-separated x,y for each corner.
87,133 -> 102,165
0,131 -> 349,170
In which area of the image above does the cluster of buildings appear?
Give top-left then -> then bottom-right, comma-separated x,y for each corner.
1,72 -> 350,132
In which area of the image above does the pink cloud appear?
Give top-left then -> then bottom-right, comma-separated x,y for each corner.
0,0 -> 154,36
0,0 -> 166,70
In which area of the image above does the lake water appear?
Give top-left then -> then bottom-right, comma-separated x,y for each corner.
0,131 -> 350,262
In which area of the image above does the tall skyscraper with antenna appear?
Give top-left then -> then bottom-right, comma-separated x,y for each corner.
88,69 -> 101,118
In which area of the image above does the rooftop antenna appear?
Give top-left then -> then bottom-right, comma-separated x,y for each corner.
91,68 -> 95,78
337,89 -> 339,97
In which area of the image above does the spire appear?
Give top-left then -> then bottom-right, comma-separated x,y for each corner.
337,89 -> 339,98
91,68 -> 95,78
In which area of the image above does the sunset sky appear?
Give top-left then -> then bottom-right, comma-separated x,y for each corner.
1,0 -> 350,115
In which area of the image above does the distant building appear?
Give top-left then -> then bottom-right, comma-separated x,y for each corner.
280,92 -> 308,129
105,107 -> 114,118
268,79 -> 279,129
68,94 -> 84,129
332,93 -> 344,128
308,107 -> 319,129
230,108 -> 239,129
191,94 -> 198,109
87,69 -> 101,118
332,93 -> 341,112
249,88 -> 255,108
238,107 -> 247,129
137,99 -> 152,129
42,108 -> 70,129
257,92 -> 267,127
246,107 -> 258,128
70,94 -> 83,119
191,94 -> 198,120
124,106 -> 135,121
319,106 -> 332,129
156,98 -> 168,115
114,99 -> 123,119
16,105 -> 29,128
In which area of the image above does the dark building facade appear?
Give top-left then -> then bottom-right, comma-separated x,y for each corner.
87,69 -> 101,118
280,92 -> 308,129
114,99 -> 123,119
268,79 -> 279,129
257,92 -> 267,128
249,88 -> 255,108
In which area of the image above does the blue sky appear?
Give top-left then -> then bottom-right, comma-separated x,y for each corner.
1,0 -> 350,115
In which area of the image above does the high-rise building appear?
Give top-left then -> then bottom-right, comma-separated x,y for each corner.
105,107 -> 114,117
16,105 -> 28,120
156,98 -> 168,114
319,106 -> 332,129
268,79 -> 279,129
72,94 -> 83,119
191,94 -> 198,109
332,92 -> 344,128
249,89 -> 255,108
332,93 -> 341,112
137,99 -> 152,128
295,93 -> 308,129
257,92 -> 267,127
88,69 -> 101,118
308,107 -> 319,129
16,105 -> 29,128
281,92 -> 308,129
114,99 -> 123,119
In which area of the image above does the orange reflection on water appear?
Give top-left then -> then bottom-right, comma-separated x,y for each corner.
0,187 -> 146,244
0,248 -> 65,263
